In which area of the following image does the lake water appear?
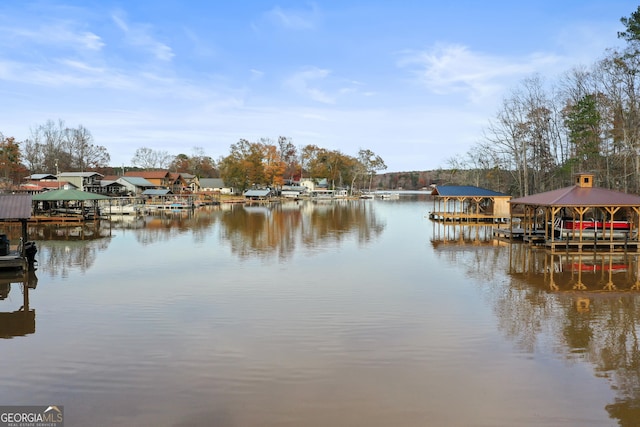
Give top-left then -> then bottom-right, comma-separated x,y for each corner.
1,195 -> 639,427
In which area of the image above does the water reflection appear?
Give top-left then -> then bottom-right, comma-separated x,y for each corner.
137,205 -> 220,245
22,201 -> 385,274
508,245 -> 640,292
28,222 -> 112,240
0,269 -> 38,339
506,245 -> 640,426
35,239 -> 112,277
5,198 -> 640,426
221,201 -> 384,260
430,222 -> 499,247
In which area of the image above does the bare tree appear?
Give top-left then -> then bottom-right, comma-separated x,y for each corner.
131,147 -> 173,169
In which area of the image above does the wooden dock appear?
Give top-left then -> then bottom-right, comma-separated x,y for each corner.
493,227 -> 640,252
429,211 -> 508,223
493,227 -> 546,241
545,239 -> 640,252
29,215 -> 88,223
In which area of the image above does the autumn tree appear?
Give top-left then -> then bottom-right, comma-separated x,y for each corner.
262,143 -> 286,189
0,134 -> 28,184
357,149 -> 387,192
300,144 -> 321,179
218,139 -> 266,192
170,153 -> 191,172
169,147 -> 218,177
277,136 -> 299,182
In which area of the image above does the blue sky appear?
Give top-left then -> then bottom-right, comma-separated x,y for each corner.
0,1 -> 635,172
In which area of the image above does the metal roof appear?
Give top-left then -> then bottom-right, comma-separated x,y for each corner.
510,185 -> 640,207
58,172 -> 104,177
200,178 -> 226,188
432,185 -> 509,197
26,174 -> 57,180
142,189 -> 171,196
0,194 -> 32,219
244,189 -> 271,197
124,171 -> 170,179
118,176 -> 156,187
32,188 -> 111,201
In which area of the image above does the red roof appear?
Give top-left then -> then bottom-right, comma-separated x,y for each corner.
510,185 -> 640,207
124,171 -> 170,179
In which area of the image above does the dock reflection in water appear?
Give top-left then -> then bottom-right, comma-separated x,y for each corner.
506,245 -> 640,424
0,269 -> 38,339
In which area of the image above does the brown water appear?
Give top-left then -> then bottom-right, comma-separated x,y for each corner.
1,196 -> 638,426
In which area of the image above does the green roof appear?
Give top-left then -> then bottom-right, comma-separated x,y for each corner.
32,188 -> 111,201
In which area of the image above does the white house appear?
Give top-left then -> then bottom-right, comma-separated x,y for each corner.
115,176 -> 157,195
199,178 -> 235,195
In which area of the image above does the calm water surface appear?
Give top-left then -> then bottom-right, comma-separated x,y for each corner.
1,195 -> 639,426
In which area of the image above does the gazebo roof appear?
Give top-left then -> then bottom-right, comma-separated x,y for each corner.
510,185 -> 640,207
32,188 -> 111,201
432,185 -> 508,197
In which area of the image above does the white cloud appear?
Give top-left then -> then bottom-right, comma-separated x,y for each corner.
264,4 -> 320,30
111,11 -> 174,61
0,22 -> 104,51
398,43 -> 561,104
285,67 -> 335,104
250,69 -> 264,80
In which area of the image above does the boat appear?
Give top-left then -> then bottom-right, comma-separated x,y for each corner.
0,235 -> 37,271
377,192 -> 400,200
308,189 -> 352,201
554,218 -> 631,239
104,204 -> 149,216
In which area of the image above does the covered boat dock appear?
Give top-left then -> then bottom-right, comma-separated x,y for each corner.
0,194 -> 36,269
505,173 -> 640,252
428,185 -> 511,223
31,187 -> 111,222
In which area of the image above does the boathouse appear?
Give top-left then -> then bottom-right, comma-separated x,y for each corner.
32,187 -> 111,221
0,194 -> 34,269
429,185 -> 510,222
507,173 -> 640,252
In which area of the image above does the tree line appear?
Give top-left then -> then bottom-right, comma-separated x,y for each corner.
444,6 -> 640,197
0,120 -> 387,193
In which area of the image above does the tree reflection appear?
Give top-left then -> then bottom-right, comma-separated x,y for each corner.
430,234 -> 640,425
506,245 -> 640,426
26,202 -> 384,274
220,201 -> 385,260
36,239 -> 111,277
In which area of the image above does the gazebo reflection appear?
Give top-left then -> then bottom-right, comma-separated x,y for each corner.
508,244 -> 640,293
0,269 -> 38,339
429,222 -> 505,248
504,244 -> 640,425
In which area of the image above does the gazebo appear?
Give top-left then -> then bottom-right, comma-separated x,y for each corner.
0,194 -> 36,267
32,187 -> 111,220
509,173 -> 640,252
429,185 -> 511,222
